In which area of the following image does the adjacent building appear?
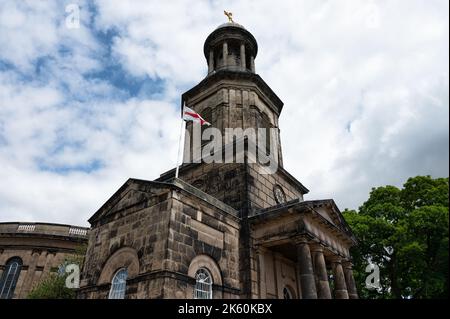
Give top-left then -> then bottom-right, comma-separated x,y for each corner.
0,222 -> 88,298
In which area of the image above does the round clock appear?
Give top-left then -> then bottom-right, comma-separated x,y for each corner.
273,185 -> 286,204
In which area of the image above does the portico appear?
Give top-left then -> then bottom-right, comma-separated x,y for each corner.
249,199 -> 358,299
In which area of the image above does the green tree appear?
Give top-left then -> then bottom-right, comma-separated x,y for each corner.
343,175 -> 449,299
27,244 -> 87,299
27,272 -> 76,299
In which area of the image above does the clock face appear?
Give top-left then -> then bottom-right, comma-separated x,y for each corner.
273,185 -> 286,204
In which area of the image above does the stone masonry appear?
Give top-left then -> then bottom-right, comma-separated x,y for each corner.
77,21 -> 359,299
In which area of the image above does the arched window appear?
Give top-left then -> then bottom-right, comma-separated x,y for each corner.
0,257 -> 23,299
188,255 -> 222,298
194,268 -> 213,299
283,286 -> 293,299
108,268 -> 128,299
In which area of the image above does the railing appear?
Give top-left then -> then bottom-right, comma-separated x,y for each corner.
17,224 -> 36,232
0,222 -> 89,238
69,227 -> 88,236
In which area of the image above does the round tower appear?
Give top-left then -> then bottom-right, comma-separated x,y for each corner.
203,22 -> 258,75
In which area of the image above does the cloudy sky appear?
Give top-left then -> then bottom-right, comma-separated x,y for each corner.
0,0 -> 448,227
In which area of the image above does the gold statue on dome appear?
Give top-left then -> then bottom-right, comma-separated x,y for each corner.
224,10 -> 234,23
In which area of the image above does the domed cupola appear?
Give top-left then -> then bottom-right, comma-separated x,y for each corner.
203,17 -> 258,75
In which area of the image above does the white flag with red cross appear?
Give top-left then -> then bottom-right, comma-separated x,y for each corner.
182,106 -> 211,126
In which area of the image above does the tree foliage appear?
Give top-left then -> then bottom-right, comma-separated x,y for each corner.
27,244 -> 87,299
343,176 -> 448,299
27,272 -> 76,299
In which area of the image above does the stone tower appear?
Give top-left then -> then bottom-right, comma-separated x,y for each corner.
161,22 -> 310,296
79,20 -> 359,300
165,21 -> 307,219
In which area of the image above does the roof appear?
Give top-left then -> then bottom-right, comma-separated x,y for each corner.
204,22 -> 258,59
215,22 -> 247,30
88,178 -> 239,225
181,69 -> 284,115
250,199 -> 357,245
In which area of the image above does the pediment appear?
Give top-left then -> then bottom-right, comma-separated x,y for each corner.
307,200 -> 355,239
315,206 -> 338,225
250,199 -> 356,245
88,179 -> 171,225
104,188 -> 154,217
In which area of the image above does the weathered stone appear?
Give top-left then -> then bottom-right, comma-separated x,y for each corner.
0,21 -> 359,300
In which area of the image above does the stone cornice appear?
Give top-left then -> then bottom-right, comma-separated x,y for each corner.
157,160 -> 309,197
181,70 -> 284,115
79,269 -> 241,295
249,199 -> 357,246
0,222 -> 89,240
88,177 -> 239,226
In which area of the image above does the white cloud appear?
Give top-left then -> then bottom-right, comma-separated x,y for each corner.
0,0 -> 448,226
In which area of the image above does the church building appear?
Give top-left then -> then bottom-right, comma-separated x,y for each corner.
77,20 -> 359,299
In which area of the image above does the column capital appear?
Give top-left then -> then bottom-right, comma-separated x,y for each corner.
342,259 -> 354,269
310,243 -> 325,253
329,255 -> 343,264
292,236 -> 310,246
254,244 -> 268,254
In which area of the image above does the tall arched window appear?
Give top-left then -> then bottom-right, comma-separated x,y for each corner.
108,268 -> 128,299
0,257 -> 23,299
194,268 -> 213,299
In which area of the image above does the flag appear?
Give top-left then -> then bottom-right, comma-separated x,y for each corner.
183,106 -> 211,126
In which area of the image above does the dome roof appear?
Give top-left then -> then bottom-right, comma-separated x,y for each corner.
215,22 -> 247,30
203,22 -> 258,60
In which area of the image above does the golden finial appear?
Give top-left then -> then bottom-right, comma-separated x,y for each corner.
224,10 -> 234,23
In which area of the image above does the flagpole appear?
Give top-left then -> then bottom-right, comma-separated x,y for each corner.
175,115 -> 185,179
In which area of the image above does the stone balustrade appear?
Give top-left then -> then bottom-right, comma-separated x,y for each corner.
0,222 -> 89,238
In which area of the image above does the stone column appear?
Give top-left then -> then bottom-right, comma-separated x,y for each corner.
343,260 -> 359,299
331,257 -> 349,299
311,244 -> 332,299
295,238 -> 317,299
240,43 -> 246,71
250,55 -> 255,72
222,42 -> 228,68
208,49 -> 214,73
257,247 -> 267,298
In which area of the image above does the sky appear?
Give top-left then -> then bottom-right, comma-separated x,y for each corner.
0,0 -> 448,227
